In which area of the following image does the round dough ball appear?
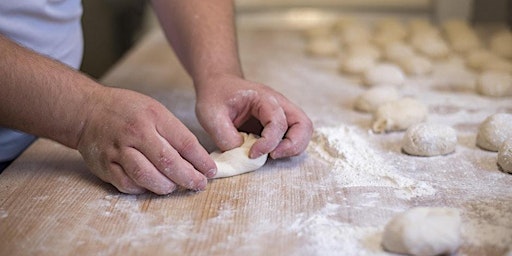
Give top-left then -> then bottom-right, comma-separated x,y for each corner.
498,138 -> 512,174
384,41 -> 415,62
382,207 -> 462,256
364,63 -> 405,87
490,30 -> 512,59
305,36 -> 339,57
345,43 -> 381,60
402,123 -> 457,156
398,55 -> 433,76
410,33 -> 450,59
466,49 -> 496,70
340,23 -> 371,45
476,113 -> 512,152
372,98 -> 428,133
339,54 -> 377,75
354,86 -> 400,113
476,71 -> 512,97
210,133 -> 268,179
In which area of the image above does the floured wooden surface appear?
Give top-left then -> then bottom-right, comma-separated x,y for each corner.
1,23 -> 511,255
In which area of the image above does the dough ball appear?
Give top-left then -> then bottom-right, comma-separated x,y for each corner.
465,49 -> 497,70
339,54 -> 377,75
340,23 -> 371,45
408,19 -> 439,37
498,138 -> 512,174
382,207 -> 462,256
305,36 -> 339,57
345,43 -> 381,60
476,71 -> 512,97
476,113 -> 512,152
402,123 -> 457,156
384,41 -> 416,62
364,63 -> 405,87
398,55 -> 433,76
410,33 -> 450,59
372,98 -> 428,133
354,85 -> 400,113
210,133 -> 268,179
442,20 -> 481,53
490,30 -> 512,59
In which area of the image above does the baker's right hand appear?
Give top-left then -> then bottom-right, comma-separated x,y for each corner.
77,87 -> 217,195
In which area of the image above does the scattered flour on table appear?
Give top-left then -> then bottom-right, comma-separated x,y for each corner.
289,203 -> 387,256
309,125 -> 436,199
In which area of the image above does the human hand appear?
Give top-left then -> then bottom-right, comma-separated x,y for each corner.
195,74 -> 313,159
77,87 -> 217,194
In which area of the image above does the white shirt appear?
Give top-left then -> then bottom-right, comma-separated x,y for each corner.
0,0 -> 84,163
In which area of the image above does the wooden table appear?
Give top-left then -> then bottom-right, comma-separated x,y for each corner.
1,21 -> 511,255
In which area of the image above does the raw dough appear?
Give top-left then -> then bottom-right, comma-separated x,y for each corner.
339,54 -> 377,75
354,86 -> 400,113
476,113 -> 512,152
305,36 -> 339,57
364,63 -> 405,87
476,71 -> 512,97
398,55 -> 433,76
498,138 -> 512,174
382,207 -> 462,256
410,33 -> 450,59
210,133 -> 268,179
402,123 -> 457,156
345,43 -> 381,60
372,98 -> 428,133
489,30 -> 512,59
384,42 -> 415,62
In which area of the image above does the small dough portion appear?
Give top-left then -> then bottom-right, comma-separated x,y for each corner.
372,98 -> 428,133
305,36 -> 339,57
476,113 -> 512,152
210,133 -> 268,179
364,63 -> 405,87
490,30 -> 512,59
498,138 -> 512,174
398,55 -> 433,76
476,71 -> 512,97
382,207 -> 462,256
354,86 -> 400,113
402,123 -> 457,156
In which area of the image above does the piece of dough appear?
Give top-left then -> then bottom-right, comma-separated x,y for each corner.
410,33 -> 450,59
305,36 -> 339,57
489,30 -> 512,59
382,207 -> 462,256
354,85 -> 400,113
476,113 -> 512,152
402,123 -> 457,156
384,42 -> 415,62
210,133 -> 268,179
398,55 -> 433,76
372,98 -> 428,133
476,71 -> 512,97
498,138 -> 512,174
364,63 -> 405,87
339,54 -> 377,75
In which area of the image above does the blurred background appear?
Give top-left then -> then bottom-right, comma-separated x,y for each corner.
80,0 -> 512,79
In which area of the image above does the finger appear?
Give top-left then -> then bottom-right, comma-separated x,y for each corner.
270,107 -> 313,159
199,107 -> 243,152
107,162 -> 147,194
120,147 -> 177,195
136,130 -> 210,190
249,95 -> 288,158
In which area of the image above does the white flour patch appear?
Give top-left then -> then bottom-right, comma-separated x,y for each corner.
309,125 -> 436,200
288,203 -> 387,256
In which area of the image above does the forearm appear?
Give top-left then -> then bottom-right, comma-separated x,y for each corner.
151,0 -> 243,89
0,34 -> 99,149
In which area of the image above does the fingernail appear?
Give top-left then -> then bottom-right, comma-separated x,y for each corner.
207,169 -> 217,178
250,151 -> 263,159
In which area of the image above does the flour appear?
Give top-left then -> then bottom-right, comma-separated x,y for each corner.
309,125 -> 436,200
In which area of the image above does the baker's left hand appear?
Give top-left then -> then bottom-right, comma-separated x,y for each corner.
195,74 -> 313,159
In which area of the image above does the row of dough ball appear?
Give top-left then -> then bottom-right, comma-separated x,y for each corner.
304,18 -> 512,97
305,17 -> 511,61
